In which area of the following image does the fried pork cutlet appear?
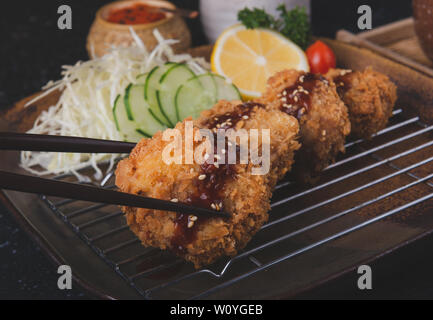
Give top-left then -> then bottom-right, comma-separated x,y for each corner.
261,69 -> 351,183
115,101 -> 300,268
326,67 -> 397,139
195,100 -> 300,188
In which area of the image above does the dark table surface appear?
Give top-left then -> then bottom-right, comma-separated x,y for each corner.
3,0 -> 433,300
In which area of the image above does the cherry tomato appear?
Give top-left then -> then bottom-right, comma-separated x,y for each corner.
306,40 -> 336,74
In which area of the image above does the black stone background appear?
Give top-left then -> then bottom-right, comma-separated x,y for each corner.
3,0 -> 433,299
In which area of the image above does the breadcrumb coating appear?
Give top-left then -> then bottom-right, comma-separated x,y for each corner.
115,100 -> 300,268
326,67 -> 397,139
196,100 -> 300,188
260,69 -> 351,183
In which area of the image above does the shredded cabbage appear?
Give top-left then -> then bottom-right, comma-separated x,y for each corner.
21,28 -> 209,182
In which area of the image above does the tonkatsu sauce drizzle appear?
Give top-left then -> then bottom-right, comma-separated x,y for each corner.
171,137 -> 238,254
334,71 -> 353,97
203,102 -> 265,130
171,103 -> 261,254
279,73 -> 327,119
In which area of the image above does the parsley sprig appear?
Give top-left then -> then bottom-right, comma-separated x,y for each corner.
237,5 -> 311,49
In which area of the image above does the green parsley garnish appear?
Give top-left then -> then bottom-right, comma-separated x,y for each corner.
237,5 -> 311,49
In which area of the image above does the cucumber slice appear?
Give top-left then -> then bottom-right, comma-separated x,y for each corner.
125,84 -> 166,136
144,63 -> 177,127
136,73 -> 148,84
212,74 -> 242,101
157,64 -> 195,125
112,94 -> 147,142
175,73 -> 242,121
175,76 -> 216,120
197,73 -> 218,104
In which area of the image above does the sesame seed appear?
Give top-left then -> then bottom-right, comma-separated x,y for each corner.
281,97 -> 287,102
214,117 -> 219,121
242,115 -> 249,120
283,90 -> 287,96
190,215 -> 198,221
204,153 -> 210,160
171,198 -> 178,202
198,174 -> 206,180
294,96 -> 299,102
187,221 -> 194,228
322,130 -> 327,136
211,203 -> 216,209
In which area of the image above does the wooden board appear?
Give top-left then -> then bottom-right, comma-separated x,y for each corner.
336,18 -> 433,78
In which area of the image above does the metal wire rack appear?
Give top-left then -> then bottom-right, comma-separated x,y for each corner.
41,108 -> 433,299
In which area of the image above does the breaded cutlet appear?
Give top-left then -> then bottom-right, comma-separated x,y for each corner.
195,100 -> 301,188
115,100 -> 300,268
260,69 -> 351,184
326,67 -> 397,139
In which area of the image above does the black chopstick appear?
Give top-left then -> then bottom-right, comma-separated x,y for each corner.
0,132 -> 136,153
0,171 -> 230,218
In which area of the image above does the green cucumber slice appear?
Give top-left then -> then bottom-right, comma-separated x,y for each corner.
197,73 -> 218,104
175,76 -> 216,120
125,84 -> 166,136
212,74 -> 242,101
157,64 -> 195,125
136,73 -> 148,85
112,94 -> 147,142
144,63 -> 177,127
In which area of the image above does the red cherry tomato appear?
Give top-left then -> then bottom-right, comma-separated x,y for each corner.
306,40 -> 336,74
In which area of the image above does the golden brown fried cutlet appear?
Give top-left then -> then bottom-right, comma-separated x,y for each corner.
326,67 -> 397,139
260,69 -> 351,183
196,100 -> 300,188
115,100 -> 300,268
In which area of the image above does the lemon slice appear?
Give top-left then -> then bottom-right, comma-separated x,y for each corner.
211,25 -> 309,100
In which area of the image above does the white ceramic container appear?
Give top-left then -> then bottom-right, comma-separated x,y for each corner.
199,0 -> 311,43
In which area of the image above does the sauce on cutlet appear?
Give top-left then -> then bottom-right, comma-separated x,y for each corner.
202,102 -> 265,130
171,103 -> 262,254
279,73 -> 328,120
334,71 -> 353,97
171,136 -> 240,254
171,139 -> 239,254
